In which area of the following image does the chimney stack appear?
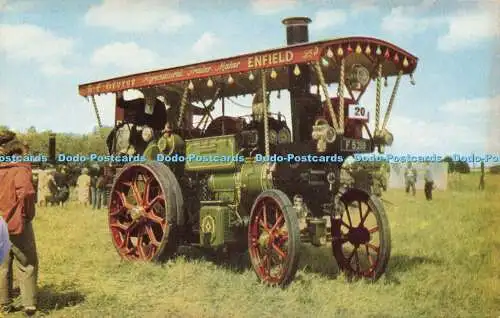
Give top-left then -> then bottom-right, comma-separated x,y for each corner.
282,17 -> 312,143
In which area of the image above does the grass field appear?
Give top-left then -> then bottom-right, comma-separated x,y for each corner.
4,173 -> 499,317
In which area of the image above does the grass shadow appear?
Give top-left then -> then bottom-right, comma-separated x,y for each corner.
175,245 -> 252,274
36,282 -> 86,313
389,254 -> 443,273
296,245 -> 341,280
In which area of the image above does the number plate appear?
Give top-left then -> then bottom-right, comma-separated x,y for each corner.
348,104 -> 369,120
341,137 -> 370,152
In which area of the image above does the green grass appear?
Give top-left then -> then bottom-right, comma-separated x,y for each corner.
5,174 -> 500,317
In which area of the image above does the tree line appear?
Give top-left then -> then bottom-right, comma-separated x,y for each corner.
1,125 -> 112,157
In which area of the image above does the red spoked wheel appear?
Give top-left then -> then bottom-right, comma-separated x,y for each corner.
248,190 -> 300,287
331,188 -> 391,281
108,161 -> 182,261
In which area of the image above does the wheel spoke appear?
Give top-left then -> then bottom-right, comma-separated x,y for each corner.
259,220 -> 270,233
116,191 -> 134,210
118,231 -> 131,249
145,224 -> 161,246
265,251 -> 272,275
142,176 -> 152,204
344,203 -> 353,227
110,206 -> 126,217
348,245 -> 359,262
368,226 -> 379,233
359,206 -> 371,226
341,220 -> 351,229
145,211 -> 165,225
110,221 -> 133,232
366,243 -> 380,253
358,202 -> 363,220
146,195 -> 164,210
131,179 -> 143,205
365,244 -> 375,267
260,254 -> 269,275
272,243 -> 286,259
270,214 -> 284,233
137,231 -> 146,259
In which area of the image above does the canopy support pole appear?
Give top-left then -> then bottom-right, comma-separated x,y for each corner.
177,84 -> 189,128
375,63 -> 383,134
337,57 -> 345,134
91,95 -> 103,129
381,70 -> 403,130
262,70 -> 270,157
312,62 -> 340,132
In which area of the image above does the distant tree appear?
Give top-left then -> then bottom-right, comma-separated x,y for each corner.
441,156 -> 455,173
490,165 -> 500,174
454,161 -> 470,173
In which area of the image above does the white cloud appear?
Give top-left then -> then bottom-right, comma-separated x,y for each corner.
91,42 -> 160,72
439,94 -> 500,116
440,94 -> 500,153
310,10 -> 347,31
388,114 -> 487,154
0,24 -> 74,75
350,0 -> 378,13
192,32 -> 221,55
0,0 -> 36,12
84,0 -> 193,33
250,0 -> 298,15
437,9 -> 500,51
381,6 -> 442,35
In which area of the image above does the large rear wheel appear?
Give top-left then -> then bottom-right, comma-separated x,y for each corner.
248,189 -> 300,287
108,161 -> 182,261
331,188 -> 391,280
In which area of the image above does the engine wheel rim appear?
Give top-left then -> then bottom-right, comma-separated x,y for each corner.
109,166 -> 168,261
249,196 -> 290,284
332,199 -> 383,278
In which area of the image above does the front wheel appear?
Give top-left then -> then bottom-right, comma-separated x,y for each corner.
248,189 -> 300,287
331,188 -> 391,281
108,161 -> 182,262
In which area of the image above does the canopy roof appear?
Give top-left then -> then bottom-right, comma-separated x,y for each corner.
78,36 -> 418,102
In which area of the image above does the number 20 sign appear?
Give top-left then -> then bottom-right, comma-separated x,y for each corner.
348,104 -> 369,120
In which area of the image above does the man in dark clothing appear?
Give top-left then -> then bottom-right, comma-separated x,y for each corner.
478,161 -> 485,190
424,164 -> 434,201
90,174 -> 98,209
404,163 -> 417,196
95,173 -> 107,210
0,135 -> 38,315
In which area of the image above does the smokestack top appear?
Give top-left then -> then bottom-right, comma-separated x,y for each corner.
282,17 -> 311,26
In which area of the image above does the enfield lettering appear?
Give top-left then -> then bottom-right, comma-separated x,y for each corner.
247,50 -> 294,68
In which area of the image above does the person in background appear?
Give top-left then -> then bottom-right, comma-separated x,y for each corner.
478,161 -> 485,190
90,170 -> 99,210
95,169 -> 107,210
46,170 -> 58,205
404,163 -> 417,196
77,168 -> 91,207
0,135 -> 38,316
424,163 -> 434,201
36,169 -> 47,207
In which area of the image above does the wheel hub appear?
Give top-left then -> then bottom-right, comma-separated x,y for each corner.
258,232 -> 270,248
348,226 -> 370,245
130,206 -> 145,221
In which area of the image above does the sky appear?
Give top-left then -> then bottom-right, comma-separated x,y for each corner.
0,0 -> 499,156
